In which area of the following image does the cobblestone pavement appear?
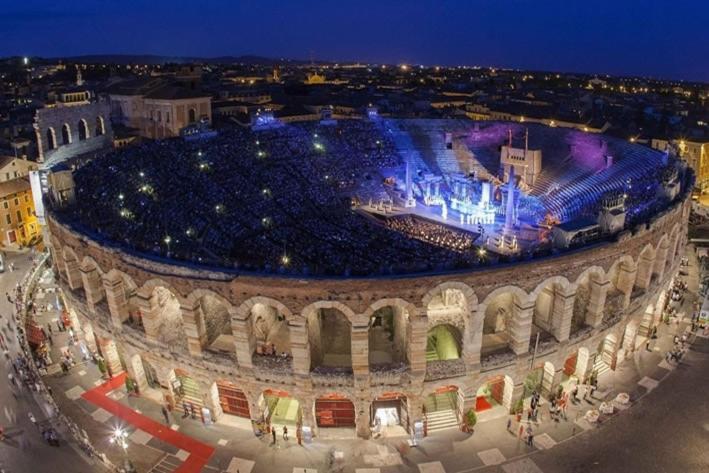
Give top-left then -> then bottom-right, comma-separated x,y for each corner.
22,245 -> 708,473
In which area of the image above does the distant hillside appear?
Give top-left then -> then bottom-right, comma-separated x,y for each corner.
58,54 -> 323,65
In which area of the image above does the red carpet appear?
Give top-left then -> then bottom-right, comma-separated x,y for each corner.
81,373 -> 214,473
475,396 -> 493,412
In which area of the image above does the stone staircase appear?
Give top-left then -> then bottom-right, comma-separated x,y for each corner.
424,393 -> 459,432
174,375 -> 204,418
592,354 -> 611,377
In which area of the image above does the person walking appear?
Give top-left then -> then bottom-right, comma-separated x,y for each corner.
506,417 -> 512,432
527,427 -> 534,447
161,405 -> 170,424
28,412 -> 38,430
518,423 -> 524,439
282,425 -> 288,441
271,427 -> 277,445
296,426 -> 302,446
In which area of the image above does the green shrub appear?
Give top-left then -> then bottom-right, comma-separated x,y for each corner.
465,409 -> 477,428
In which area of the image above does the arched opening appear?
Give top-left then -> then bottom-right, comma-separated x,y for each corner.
217,380 -> 250,418
188,108 -> 197,123
46,127 -> 56,150
151,287 -> 187,351
424,385 -> 460,433
196,293 -> 232,354
482,291 -> 523,360
563,346 -> 591,385
260,389 -> 300,428
572,270 -> 604,335
635,245 -> 656,293
315,393 -> 355,428
593,333 -> 618,377
371,392 -> 408,436
77,119 -> 89,141
475,375 -> 514,414
426,324 -> 462,361
61,123 -> 72,144
307,308 -> 351,373
621,319 -> 640,355
171,368 -> 204,421
368,305 -> 409,370
251,302 -> 291,369
95,116 -> 105,136
532,281 -> 565,342
141,357 -> 159,389
606,257 -> 634,316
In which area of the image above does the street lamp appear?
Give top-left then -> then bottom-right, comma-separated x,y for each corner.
109,428 -> 136,473
164,235 -> 171,256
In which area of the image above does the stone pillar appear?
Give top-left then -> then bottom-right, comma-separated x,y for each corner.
65,259 -> 82,291
351,321 -> 369,377
354,398 -> 371,439
585,279 -> 609,327
635,254 -> 654,291
232,315 -> 254,371
103,273 -> 129,329
574,348 -> 592,382
289,320 -> 310,376
551,289 -> 575,342
509,382 -> 525,412
80,267 -> 104,313
126,353 -> 149,394
203,381 -> 222,422
653,291 -> 666,326
406,396 -> 423,433
616,264 -> 636,308
98,338 -> 124,377
654,244 -> 669,282
509,301 -> 534,355
82,321 -> 98,353
462,310 -> 480,369
501,377 -> 515,411
407,316 -> 428,377
135,292 -> 159,342
181,301 -> 206,357
300,397 -> 316,436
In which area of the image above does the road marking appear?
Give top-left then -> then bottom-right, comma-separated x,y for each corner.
175,449 -> 190,461
64,385 -> 85,400
129,429 -> 153,445
534,433 -> 557,450
638,376 -> 659,391
90,407 -> 112,422
217,438 -> 228,446
478,448 -> 506,466
226,457 -> 255,473
418,461 -> 446,472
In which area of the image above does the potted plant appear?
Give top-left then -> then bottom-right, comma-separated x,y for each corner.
463,409 -> 477,432
97,358 -> 107,378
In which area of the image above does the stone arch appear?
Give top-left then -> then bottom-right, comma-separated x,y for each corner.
140,282 -> 187,351
46,127 -> 57,150
653,234 -> 670,279
479,285 -> 530,359
187,289 -> 234,351
423,282 -> 477,362
103,268 -> 139,328
530,276 -> 575,342
77,118 -> 89,141
596,333 -> 619,372
474,374 -> 515,411
572,266 -> 608,332
79,256 -> 106,308
607,255 -> 636,304
95,115 -> 105,136
635,243 -> 656,292
79,255 -> 103,274
426,323 -> 462,361
364,298 -> 415,369
61,123 -> 72,144
302,301 -> 355,372
249,300 -> 291,357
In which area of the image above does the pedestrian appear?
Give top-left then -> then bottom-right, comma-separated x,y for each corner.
646,340 -> 651,351
283,425 -> 288,440
182,401 -> 189,418
271,427 -> 277,444
506,417 -> 512,432
161,405 -> 170,424
189,403 -> 196,420
296,426 -> 302,445
518,424 -> 524,439
47,323 -> 52,334
527,427 -> 534,447
28,412 -> 37,429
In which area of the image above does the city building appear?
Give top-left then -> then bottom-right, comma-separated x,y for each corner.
0,176 -> 40,247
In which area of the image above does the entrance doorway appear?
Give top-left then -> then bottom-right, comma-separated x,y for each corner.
174,369 -> 204,421
424,386 -> 459,433
315,394 -> 355,428
217,381 -> 250,418
263,389 -> 300,426
371,392 -> 408,436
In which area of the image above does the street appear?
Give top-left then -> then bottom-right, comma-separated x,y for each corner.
0,251 -> 99,473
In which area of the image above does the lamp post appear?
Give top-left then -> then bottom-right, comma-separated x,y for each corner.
164,235 -> 171,257
109,428 -> 136,472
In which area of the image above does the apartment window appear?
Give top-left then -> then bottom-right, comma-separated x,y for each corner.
24,195 -> 29,202
6,214 -> 11,225
14,198 -> 18,206
16,210 -> 21,221
2,201 -> 7,209
5,173 -> 9,180
27,207 -> 32,217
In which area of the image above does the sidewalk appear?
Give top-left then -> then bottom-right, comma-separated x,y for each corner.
31,247 -> 703,473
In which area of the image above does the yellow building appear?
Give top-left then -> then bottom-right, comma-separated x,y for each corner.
0,177 -> 40,247
652,138 -> 709,193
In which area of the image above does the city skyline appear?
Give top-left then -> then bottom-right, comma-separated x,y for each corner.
2,0 -> 708,82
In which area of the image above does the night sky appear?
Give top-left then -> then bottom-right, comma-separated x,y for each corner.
2,0 -> 707,82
